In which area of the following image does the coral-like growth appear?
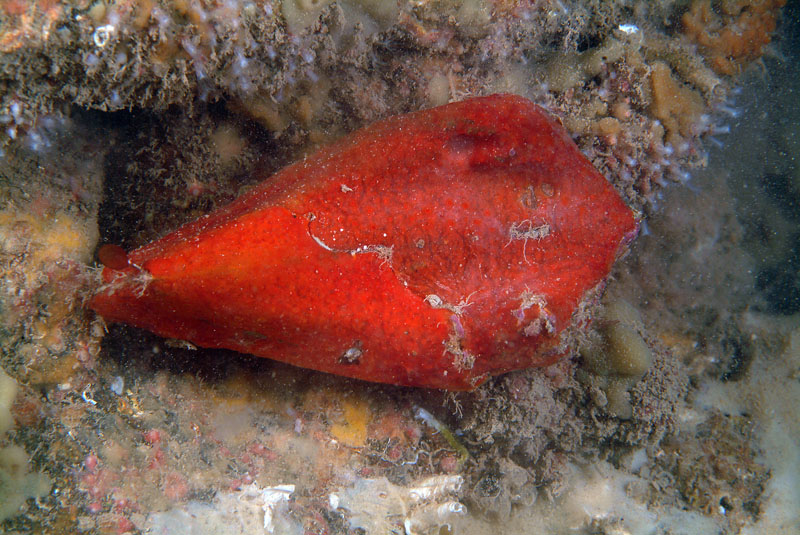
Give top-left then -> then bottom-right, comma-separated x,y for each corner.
649,61 -> 706,148
682,0 -> 787,75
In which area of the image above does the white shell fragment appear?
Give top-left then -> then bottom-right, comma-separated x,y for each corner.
238,483 -> 295,534
333,475 -> 466,535
618,23 -> 640,34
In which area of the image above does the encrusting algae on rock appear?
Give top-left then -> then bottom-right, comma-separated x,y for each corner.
0,1 -> 793,532
90,94 -> 637,390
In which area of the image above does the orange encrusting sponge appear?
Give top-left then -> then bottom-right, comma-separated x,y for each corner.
90,94 -> 637,390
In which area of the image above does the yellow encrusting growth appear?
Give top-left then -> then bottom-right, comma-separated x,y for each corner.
0,207 -> 98,358
0,208 -> 96,264
330,398 -> 372,447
